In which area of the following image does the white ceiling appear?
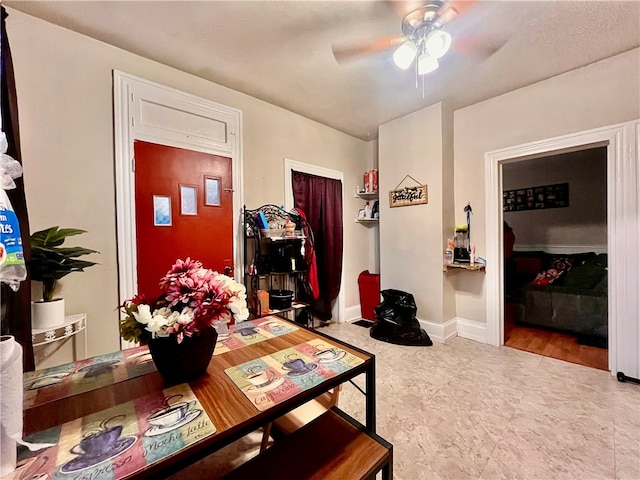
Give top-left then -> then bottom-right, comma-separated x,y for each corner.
5,1 -> 640,140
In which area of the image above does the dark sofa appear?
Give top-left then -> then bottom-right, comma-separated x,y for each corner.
508,251 -> 608,340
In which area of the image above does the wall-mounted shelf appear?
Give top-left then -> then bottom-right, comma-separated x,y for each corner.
355,192 -> 379,223
443,262 -> 486,272
355,192 -> 379,201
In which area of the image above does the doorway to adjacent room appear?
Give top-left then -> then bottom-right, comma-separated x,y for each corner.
501,147 -> 608,370
485,120 -> 640,377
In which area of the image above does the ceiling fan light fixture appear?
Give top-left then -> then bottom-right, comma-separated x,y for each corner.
424,29 -> 452,59
417,52 -> 439,75
393,40 -> 418,70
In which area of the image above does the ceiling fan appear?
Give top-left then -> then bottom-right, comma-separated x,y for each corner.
332,0 -> 476,76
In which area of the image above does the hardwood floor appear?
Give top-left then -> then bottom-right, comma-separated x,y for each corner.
504,314 -> 608,371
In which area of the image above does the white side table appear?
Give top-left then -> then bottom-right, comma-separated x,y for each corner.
32,313 -> 87,363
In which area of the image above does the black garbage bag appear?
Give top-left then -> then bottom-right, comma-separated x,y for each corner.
370,289 -> 433,346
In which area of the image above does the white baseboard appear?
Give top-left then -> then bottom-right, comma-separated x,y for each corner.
347,311 -> 487,345
344,304 -> 363,324
456,317 -> 487,343
514,243 -> 607,254
417,318 -> 458,344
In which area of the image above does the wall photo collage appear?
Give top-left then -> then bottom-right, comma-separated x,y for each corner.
503,182 -> 569,212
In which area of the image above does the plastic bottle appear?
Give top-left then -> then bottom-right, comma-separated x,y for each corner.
372,200 -> 379,219
445,239 -> 454,264
0,189 -> 27,291
363,201 -> 372,219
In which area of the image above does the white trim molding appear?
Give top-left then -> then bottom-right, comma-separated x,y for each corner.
347,315 -> 486,345
417,318 -> 458,344
344,304 -> 363,323
514,244 -> 608,255
283,158 -> 347,324
113,71 -> 244,347
485,120 -> 640,378
456,317 -> 487,344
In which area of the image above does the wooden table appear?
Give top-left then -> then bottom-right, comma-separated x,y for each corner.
23,318 -> 391,479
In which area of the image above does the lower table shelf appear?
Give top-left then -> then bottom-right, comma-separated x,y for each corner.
223,409 -> 392,480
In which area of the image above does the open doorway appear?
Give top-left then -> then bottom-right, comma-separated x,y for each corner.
501,147 -> 608,370
284,159 -> 346,323
485,120 -> 640,379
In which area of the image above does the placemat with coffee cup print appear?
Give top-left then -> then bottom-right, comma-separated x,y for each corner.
13,384 -> 215,480
213,316 -> 299,356
224,339 -> 364,411
23,346 -> 156,409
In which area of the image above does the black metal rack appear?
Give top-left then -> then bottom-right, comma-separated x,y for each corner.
243,205 -> 315,327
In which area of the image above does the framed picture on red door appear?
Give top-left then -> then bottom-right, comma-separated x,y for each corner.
180,184 -> 198,216
153,195 -> 172,226
204,176 -> 221,206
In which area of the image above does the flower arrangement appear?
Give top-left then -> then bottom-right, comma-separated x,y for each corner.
119,258 -> 249,344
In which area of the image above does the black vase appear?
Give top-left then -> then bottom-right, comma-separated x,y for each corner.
147,327 -> 218,384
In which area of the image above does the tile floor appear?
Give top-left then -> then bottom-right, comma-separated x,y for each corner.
171,323 -> 640,480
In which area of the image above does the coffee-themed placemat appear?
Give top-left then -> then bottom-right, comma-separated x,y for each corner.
214,317 -> 299,356
12,384 -> 215,480
224,339 -> 364,411
24,346 -> 156,409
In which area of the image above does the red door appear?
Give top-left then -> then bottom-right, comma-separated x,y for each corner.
134,141 -> 233,299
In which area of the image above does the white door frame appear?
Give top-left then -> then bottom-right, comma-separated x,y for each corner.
283,158 -> 346,323
485,120 -> 640,377
113,71 -> 244,346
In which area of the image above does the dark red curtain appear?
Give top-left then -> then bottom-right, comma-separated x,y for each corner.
1,6 -> 35,371
292,171 -> 343,320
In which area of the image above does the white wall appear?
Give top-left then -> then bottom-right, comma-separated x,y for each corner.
6,9 -> 371,360
379,103 -> 449,324
504,147 -> 607,250
454,48 -> 640,324
363,139 -> 380,275
441,106 -> 456,323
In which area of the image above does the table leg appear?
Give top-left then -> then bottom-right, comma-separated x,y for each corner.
365,358 -> 376,434
382,460 -> 392,480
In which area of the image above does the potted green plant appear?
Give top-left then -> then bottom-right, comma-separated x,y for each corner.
29,226 -> 99,329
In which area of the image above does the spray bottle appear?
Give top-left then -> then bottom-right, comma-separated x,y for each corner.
0,132 -> 27,291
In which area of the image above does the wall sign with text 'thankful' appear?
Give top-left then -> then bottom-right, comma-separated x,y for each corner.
389,185 -> 428,208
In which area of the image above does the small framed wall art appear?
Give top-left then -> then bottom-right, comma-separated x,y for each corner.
389,174 -> 428,208
389,185 -> 428,208
153,195 -> 172,226
180,184 -> 198,215
204,176 -> 221,206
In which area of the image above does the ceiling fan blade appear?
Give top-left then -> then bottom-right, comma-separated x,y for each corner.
436,0 -> 477,26
332,34 -> 406,64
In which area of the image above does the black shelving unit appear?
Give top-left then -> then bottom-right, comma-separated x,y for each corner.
243,205 -> 315,327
